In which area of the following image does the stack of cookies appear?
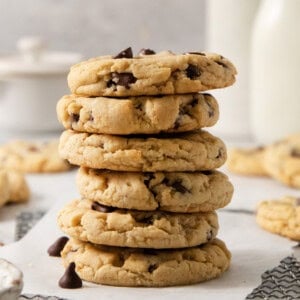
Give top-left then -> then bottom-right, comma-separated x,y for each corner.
56,48 -> 236,287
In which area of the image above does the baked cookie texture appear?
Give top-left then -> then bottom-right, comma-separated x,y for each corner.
57,93 -> 219,135
227,146 -> 268,176
57,199 -> 219,249
67,51 -> 237,97
61,238 -> 231,287
0,169 -> 30,207
59,130 -> 226,172
0,140 -> 70,173
77,168 -> 233,212
263,135 -> 300,188
256,196 -> 300,241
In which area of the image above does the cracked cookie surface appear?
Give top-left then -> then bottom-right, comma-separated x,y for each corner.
57,93 -> 219,134
256,196 -> 300,241
57,199 -> 219,248
0,140 -> 70,173
77,168 -> 233,212
61,238 -> 231,286
59,130 -> 226,172
67,50 -> 236,97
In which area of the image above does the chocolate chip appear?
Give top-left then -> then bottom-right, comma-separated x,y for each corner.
143,173 -> 155,187
71,113 -> 79,123
111,72 -> 137,89
47,236 -> 69,257
59,262 -> 82,289
215,60 -> 228,68
113,47 -> 133,59
216,149 -> 223,159
190,96 -> 199,107
89,112 -> 94,122
148,263 -> 158,273
107,79 -> 117,90
206,229 -> 213,241
256,145 -> 265,151
91,201 -> 115,213
172,181 -> 189,194
28,146 -> 39,152
138,48 -> 156,55
163,178 -> 189,194
205,98 -> 214,118
291,148 -> 300,158
185,52 -> 206,56
296,198 -> 300,206
185,64 -> 201,79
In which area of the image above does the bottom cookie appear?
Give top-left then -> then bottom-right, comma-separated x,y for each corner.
61,238 -> 231,287
256,196 -> 300,241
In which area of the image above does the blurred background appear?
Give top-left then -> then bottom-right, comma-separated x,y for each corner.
0,0 -> 299,143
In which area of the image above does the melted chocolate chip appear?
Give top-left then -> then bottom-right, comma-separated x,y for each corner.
111,72 -> 137,88
107,79 -> 117,90
172,181 -> 189,194
138,48 -> 156,55
48,236 -> 69,257
291,148 -> 300,158
163,178 -> 189,194
185,64 -> 201,79
114,47 -> 133,59
91,201 -> 115,213
59,262 -> 82,289
205,98 -> 214,118
71,113 -> 79,122
148,264 -> 158,273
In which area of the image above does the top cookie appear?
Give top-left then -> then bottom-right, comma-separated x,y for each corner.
68,48 -> 237,97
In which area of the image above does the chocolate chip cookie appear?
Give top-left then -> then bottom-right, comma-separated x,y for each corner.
67,48 -> 237,97
263,135 -> 300,188
57,199 -> 219,249
0,140 -> 70,173
0,169 -> 30,207
77,168 -> 233,212
256,196 -> 300,241
59,130 -> 226,172
227,146 -> 268,176
61,238 -> 231,287
57,93 -> 219,134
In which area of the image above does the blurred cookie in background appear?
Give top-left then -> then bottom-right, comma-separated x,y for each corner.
0,168 -> 30,207
0,140 -> 71,173
256,196 -> 300,241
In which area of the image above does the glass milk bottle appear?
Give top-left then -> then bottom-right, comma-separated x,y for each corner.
251,0 -> 300,143
206,0 -> 260,140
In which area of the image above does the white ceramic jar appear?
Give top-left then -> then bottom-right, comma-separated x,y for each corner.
206,0 -> 260,140
0,37 -> 82,134
251,0 -> 300,143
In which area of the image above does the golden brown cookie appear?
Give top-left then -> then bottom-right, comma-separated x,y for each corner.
57,93 -> 219,134
61,238 -> 231,286
68,48 -> 236,97
77,168 -> 233,213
